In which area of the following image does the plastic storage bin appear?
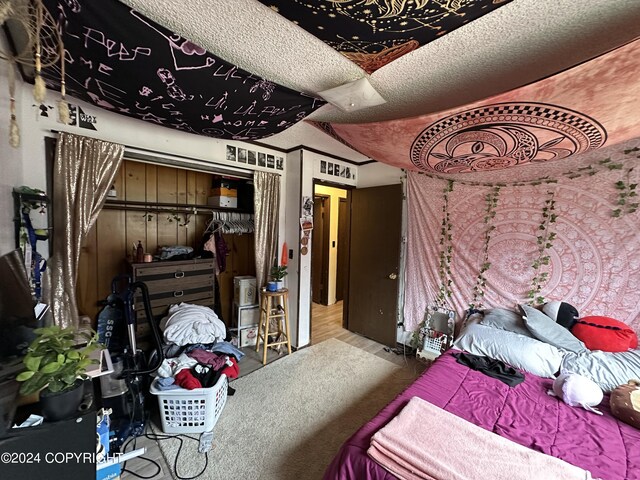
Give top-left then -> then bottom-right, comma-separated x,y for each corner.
234,276 -> 256,306
232,302 -> 259,327
150,374 -> 228,434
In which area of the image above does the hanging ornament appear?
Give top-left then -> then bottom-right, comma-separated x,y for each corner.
32,0 -> 46,104
8,61 -> 19,148
57,40 -> 70,124
0,1 -> 13,25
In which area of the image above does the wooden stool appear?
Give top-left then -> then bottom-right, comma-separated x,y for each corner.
256,288 -> 292,365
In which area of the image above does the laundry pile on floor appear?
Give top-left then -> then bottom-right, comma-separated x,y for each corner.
155,303 -> 243,392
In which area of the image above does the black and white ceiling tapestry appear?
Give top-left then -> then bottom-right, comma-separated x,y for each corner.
258,0 -> 513,73
39,0 -> 324,140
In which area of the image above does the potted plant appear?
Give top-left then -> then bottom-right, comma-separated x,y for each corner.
270,265 -> 288,291
16,325 -> 100,421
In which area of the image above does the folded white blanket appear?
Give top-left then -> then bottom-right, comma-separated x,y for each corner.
160,303 -> 226,346
368,396 -> 595,480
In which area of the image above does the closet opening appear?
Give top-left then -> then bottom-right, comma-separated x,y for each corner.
76,157 -> 256,347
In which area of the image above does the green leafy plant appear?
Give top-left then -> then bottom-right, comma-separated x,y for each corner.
270,265 -> 288,281
16,326 -> 100,396
469,186 -> 500,309
612,167 -> 638,217
436,180 -> 454,306
526,191 -> 558,305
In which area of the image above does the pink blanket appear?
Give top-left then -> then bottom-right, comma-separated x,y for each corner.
368,396 -> 594,480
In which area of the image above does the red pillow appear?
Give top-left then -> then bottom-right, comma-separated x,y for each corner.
572,316 -> 638,352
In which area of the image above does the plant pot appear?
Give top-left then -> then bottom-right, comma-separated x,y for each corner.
267,281 -> 278,292
275,280 -> 285,291
39,380 -> 84,422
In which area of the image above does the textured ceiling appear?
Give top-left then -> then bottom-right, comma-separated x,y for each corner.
120,0 -> 640,163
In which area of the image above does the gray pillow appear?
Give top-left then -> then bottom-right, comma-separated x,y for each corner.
453,323 -> 563,378
561,349 -> 640,392
480,308 -> 533,338
519,304 -> 587,353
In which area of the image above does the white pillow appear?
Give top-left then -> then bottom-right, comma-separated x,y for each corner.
549,373 -> 603,415
453,323 -> 564,378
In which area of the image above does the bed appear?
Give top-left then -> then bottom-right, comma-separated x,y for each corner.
323,349 -> 640,480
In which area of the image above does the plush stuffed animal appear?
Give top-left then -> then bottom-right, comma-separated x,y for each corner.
610,380 -> 640,429
548,373 -> 603,415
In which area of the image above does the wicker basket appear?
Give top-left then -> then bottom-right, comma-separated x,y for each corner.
150,374 -> 228,434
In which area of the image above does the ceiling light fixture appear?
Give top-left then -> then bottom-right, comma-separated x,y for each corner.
317,77 -> 386,112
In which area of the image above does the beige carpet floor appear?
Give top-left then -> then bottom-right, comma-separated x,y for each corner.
153,338 -> 420,480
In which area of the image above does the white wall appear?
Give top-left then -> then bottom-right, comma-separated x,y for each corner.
357,162 -> 403,188
0,52 -> 24,255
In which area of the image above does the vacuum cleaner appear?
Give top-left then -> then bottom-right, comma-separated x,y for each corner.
97,277 -> 164,452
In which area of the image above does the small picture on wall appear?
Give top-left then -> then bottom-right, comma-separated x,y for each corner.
340,167 -> 346,178
226,145 -> 236,162
258,152 -> 266,167
276,156 -> 284,170
238,148 -> 247,163
345,167 -> 351,179
248,150 -> 257,165
334,165 -> 340,176
267,154 -> 275,168
328,163 -> 334,175
320,160 -> 327,174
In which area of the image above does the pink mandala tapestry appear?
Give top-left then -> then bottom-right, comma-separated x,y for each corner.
315,38 -> 640,173
403,139 -> 640,334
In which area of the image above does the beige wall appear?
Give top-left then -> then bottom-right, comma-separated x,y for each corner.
314,185 -> 347,305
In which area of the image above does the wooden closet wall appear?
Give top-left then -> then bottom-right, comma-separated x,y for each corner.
77,159 -> 255,325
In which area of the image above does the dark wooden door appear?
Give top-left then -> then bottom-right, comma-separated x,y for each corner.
336,198 -> 348,302
347,184 -> 402,347
312,195 -> 331,304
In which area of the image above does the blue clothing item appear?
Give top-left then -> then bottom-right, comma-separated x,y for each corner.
210,341 -> 245,360
155,377 -> 180,391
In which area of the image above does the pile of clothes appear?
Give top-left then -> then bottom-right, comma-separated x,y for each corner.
155,303 -> 243,393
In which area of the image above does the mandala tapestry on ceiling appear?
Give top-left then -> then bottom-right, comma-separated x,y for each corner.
258,0 -> 513,73
314,38 -> 640,172
39,0 -> 324,140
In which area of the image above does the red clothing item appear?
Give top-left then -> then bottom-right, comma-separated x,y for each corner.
221,357 -> 239,379
175,368 -> 202,390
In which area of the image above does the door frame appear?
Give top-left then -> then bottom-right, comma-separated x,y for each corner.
310,180 -> 354,339
312,193 -> 331,305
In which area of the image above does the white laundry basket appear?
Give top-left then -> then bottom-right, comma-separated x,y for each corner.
150,374 -> 228,434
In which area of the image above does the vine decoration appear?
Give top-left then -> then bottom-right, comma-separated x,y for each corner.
469,186 -> 500,310
526,190 -> 558,305
611,147 -> 639,217
436,180 -> 454,307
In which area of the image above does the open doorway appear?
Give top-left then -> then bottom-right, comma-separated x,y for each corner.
311,183 -> 350,344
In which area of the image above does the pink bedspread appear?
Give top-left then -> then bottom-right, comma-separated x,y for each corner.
323,350 -> 640,480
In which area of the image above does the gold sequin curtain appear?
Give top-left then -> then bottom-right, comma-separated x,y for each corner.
253,171 -> 280,291
50,132 -> 124,328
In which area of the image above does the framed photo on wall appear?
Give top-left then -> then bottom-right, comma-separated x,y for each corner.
320,160 -> 326,173
248,150 -> 257,165
267,154 -> 275,168
258,152 -> 266,167
238,148 -> 247,163
226,145 -> 236,162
